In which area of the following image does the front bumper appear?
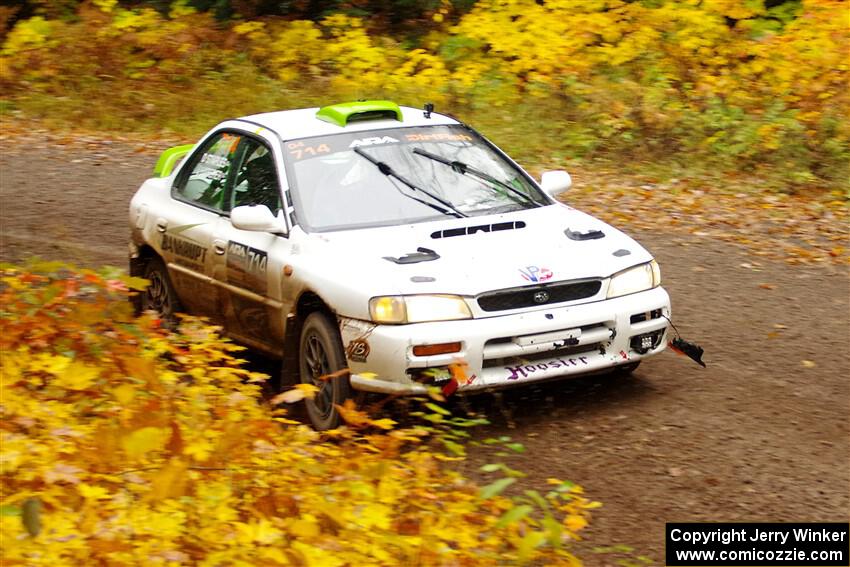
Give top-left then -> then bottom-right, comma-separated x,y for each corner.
341,286 -> 671,395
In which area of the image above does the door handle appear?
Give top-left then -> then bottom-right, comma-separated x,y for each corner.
213,239 -> 227,255
155,219 -> 168,233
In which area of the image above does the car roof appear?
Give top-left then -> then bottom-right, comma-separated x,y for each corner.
238,105 -> 461,141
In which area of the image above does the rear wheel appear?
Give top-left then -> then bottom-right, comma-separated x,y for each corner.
141,257 -> 181,326
298,312 -> 351,430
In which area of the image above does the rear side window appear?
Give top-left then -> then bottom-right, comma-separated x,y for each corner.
175,132 -> 242,211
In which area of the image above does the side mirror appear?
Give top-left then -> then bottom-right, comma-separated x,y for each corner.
231,205 -> 286,233
540,170 -> 572,197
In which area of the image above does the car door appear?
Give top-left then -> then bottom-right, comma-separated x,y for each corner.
213,134 -> 293,355
160,131 -> 243,320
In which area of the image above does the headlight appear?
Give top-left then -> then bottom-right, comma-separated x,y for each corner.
607,260 -> 661,299
369,294 -> 472,324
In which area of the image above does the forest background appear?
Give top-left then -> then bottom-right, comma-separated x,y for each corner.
1,0 -> 847,192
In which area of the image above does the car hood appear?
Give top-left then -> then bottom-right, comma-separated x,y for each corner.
295,203 -> 655,298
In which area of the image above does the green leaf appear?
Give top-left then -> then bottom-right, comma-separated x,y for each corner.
495,504 -> 533,528
479,463 -> 502,473
522,489 -> 549,511
479,477 -> 515,500
517,530 -> 546,563
505,442 -> 526,453
21,497 -> 40,537
442,439 -> 466,456
542,515 -> 562,547
28,260 -> 68,273
593,545 -> 634,554
120,275 -> 150,291
424,402 -> 450,416
0,505 -> 20,517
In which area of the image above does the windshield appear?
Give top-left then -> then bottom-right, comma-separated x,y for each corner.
283,125 -> 549,232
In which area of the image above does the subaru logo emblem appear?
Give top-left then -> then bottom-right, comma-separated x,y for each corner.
533,290 -> 550,304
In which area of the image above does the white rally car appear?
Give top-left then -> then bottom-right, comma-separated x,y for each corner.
130,100 -> 671,429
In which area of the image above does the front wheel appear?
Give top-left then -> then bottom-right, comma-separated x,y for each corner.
298,312 -> 351,430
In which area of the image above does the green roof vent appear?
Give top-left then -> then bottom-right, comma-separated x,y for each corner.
316,100 -> 403,127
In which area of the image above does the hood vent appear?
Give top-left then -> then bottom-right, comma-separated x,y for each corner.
565,227 -> 605,241
383,247 -> 440,264
431,220 -> 526,239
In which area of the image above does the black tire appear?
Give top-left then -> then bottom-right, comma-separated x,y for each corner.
141,256 -> 181,327
298,312 -> 351,430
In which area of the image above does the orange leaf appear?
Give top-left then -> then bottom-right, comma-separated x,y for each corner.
335,399 -> 371,428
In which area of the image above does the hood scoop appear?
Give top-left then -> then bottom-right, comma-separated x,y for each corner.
384,247 -> 440,264
431,220 -> 526,239
565,227 -> 605,241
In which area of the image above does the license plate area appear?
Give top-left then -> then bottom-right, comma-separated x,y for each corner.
514,327 -> 582,347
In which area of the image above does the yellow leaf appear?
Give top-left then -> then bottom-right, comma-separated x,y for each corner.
356,503 -> 392,530
185,437 -> 214,462
77,483 -> 111,501
54,361 -> 101,390
121,426 -> 169,460
801,360 -> 816,368
111,384 -> 136,405
236,519 -> 283,545
148,458 -> 188,502
290,515 -> 321,538
565,513 -> 588,532
40,353 -> 71,375
370,418 -> 396,430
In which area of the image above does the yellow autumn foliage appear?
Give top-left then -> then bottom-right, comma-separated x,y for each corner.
0,0 -> 846,187
0,263 -> 597,565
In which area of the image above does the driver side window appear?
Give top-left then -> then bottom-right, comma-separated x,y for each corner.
230,140 -> 282,214
176,132 -> 242,211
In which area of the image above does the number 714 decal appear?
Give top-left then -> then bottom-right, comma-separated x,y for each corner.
226,241 -> 268,294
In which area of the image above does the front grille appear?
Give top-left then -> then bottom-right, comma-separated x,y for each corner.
477,280 -> 602,312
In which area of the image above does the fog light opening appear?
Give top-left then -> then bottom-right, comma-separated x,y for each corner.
408,367 -> 452,385
412,342 -> 462,357
630,330 -> 664,354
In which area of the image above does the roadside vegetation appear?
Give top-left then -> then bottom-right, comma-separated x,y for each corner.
1,0 -> 847,192
0,261 -> 599,565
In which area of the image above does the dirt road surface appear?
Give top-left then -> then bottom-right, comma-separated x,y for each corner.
2,138 -> 848,563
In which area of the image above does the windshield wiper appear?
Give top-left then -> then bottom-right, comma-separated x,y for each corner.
412,148 -> 540,207
353,147 -> 467,218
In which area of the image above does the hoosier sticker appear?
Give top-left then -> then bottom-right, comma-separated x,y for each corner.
506,356 -> 588,380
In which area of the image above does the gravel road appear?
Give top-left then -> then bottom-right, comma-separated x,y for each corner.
1,137 -> 847,563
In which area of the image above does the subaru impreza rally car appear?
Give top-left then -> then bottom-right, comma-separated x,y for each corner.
129,100 -> 671,429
